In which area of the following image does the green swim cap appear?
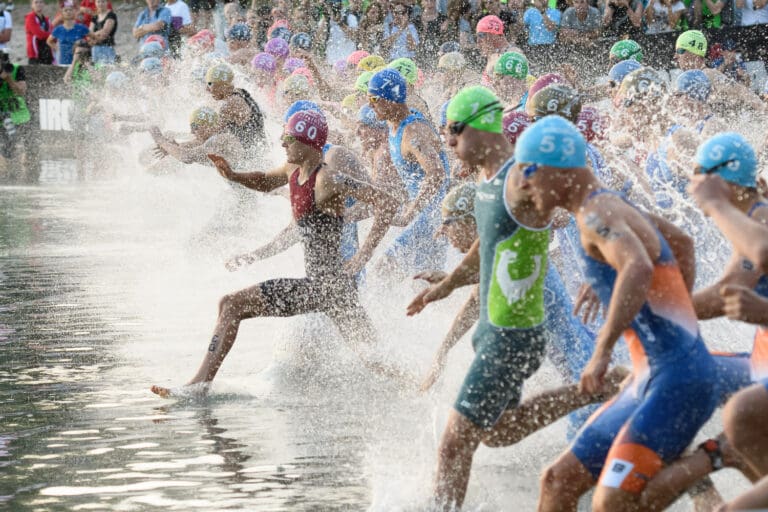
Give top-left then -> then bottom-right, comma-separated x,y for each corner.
493,51 -> 528,79
676,30 -> 707,57
355,71 -> 374,93
387,57 -> 418,84
610,40 -> 643,62
446,86 -> 503,134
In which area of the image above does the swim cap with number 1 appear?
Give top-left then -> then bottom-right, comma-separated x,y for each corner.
285,111 -> 328,152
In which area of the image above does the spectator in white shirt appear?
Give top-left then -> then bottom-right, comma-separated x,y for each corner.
0,5 -> 12,50
736,0 -> 768,25
645,0 -> 685,33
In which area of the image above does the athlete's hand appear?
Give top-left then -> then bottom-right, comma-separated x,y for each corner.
343,254 -> 366,277
579,352 -> 611,394
406,280 -> 453,316
208,154 -> 235,181
688,174 -> 731,216
151,145 -> 168,160
419,351 -> 447,393
720,284 -> 768,324
574,283 -> 601,324
413,270 -> 448,284
225,253 -> 255,272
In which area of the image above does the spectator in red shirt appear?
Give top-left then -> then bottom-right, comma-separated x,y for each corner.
25,0 -> 53,64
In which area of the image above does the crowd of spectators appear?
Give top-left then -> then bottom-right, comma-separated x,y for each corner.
0,0 -> 760,71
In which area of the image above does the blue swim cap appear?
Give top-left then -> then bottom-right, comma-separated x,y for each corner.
439,101 -> 449,128
227,23 -> 252,41
283,100 -> 322,122
514,115 -> 586,169
608,59 -> 641,85
695,132 -> 757,187
368,68 -> 407,104
675,69 -> 711,102
357,105 -> 386,128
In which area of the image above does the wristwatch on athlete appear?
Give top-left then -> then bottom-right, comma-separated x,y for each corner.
698,439 -> 724,471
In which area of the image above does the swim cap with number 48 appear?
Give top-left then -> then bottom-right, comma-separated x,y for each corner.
285,111 -> 328,152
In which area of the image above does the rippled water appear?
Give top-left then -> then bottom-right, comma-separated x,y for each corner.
0,171 -> 754,511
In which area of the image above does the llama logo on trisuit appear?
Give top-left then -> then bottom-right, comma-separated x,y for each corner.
487,229 -> 548,328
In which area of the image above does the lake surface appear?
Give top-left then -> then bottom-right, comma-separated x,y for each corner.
0,170 -> 753,511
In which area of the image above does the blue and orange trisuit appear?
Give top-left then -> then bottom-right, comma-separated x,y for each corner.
569,190 -> 718,494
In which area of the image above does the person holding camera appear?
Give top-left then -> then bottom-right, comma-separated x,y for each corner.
0,51 -> 33,172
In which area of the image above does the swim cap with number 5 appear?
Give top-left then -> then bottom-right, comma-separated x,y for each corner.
285,110 -> 328,152
514,115 -> 586,169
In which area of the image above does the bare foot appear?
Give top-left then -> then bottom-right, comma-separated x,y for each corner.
150,383 -> 209,398
150,385 -> 173,398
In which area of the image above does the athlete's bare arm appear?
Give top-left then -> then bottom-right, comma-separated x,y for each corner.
690,175 -> 768,275
320,152 -> 399,274
647,212 -> 696,292
578,201 -> 658,393
226,222 -> 301,271
406,239 -> 481,316
721,475 -> 768,511
420,286 -> 480,392
208,155 -> 290,192
399,123 -> 447,225
694,255 -> 760,319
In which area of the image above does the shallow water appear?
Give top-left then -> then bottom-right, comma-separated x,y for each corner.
0,171 -> 755,511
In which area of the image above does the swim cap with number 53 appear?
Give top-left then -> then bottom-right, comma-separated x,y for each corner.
514,115 -> 586,169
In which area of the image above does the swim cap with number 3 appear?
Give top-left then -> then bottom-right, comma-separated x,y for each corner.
285,110 -> 328,152
514,116 -> 586,169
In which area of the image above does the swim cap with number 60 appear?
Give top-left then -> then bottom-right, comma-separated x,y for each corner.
285,111 -> 328,152
514,115 -> 586,169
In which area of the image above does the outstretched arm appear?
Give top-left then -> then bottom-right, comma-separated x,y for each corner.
406,239 -> 481,316
208,155 -> 289,192
226,223 -> 301,271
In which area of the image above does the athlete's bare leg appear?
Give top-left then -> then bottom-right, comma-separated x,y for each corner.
722,473 -> 768,511
330,305 -> 417,386
432,367 -> 628,510
724,383 -> 768,477
538,451 -> 596,512
483,366 -> 629,448
433,410 -> 483,511
151,283 -> 270,397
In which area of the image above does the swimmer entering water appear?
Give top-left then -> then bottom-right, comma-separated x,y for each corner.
151,110 -> 410,398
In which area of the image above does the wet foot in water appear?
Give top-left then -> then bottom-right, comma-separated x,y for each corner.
150,383 -> 209,398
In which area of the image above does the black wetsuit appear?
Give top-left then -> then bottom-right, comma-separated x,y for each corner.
225,88 -> 266,156
258,165 -> 363,319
